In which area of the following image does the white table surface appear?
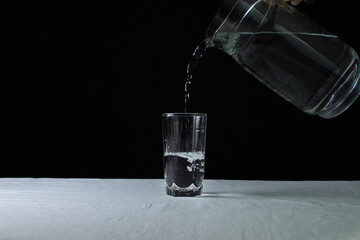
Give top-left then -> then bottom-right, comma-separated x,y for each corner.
0,178 -> 359,240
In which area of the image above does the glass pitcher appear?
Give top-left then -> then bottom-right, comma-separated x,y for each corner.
206,0 -> 360,118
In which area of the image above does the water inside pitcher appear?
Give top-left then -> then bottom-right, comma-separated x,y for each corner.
201,0 -> 360,118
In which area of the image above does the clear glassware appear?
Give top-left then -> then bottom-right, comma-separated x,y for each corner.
162,113 -> 207,196
206,0 -> 360,118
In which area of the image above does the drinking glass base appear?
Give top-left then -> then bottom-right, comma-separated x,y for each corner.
166,183 -> 203,197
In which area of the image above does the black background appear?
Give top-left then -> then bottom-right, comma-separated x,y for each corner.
1,0 -> 359,180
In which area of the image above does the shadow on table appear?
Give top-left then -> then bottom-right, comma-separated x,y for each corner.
200,192 -> 244,199
201,189 -> 360,201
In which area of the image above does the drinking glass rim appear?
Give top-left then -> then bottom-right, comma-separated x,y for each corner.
162,113 -> 207,117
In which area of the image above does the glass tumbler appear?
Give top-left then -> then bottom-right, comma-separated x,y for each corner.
162,113 -> 207,196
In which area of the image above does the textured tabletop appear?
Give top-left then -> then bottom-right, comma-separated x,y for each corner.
0,178 -> 359,240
